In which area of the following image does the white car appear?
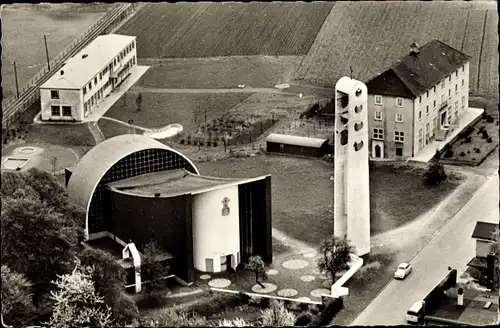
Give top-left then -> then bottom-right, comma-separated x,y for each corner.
394,262 -> 412,279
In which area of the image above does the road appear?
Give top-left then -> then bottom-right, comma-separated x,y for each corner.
351,172 -> 499,326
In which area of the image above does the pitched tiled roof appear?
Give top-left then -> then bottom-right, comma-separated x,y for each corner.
471,221 -> 498,241
367,40 -> 470,97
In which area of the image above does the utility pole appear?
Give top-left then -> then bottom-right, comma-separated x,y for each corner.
43,34 -> 50,71
12,61 -> 19,98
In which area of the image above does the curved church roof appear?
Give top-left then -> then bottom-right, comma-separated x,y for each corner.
66,134 -> 199,214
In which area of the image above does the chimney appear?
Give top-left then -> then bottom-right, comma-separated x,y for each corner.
409,42 -> 420,56
60,70 -> 64,76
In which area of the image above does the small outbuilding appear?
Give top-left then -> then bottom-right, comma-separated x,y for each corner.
266,133 -> 329,158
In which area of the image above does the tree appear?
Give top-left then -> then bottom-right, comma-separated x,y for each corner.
79,248 -> 139,325
136,93 -> 143,112
142,240 -> 170,292
1,197 -> 80,305
489,227 -> 500,287
1,265 -> 35,326
317,236 -> 355,285
46,259 -> 113,328
423,161 -> 447,185
245,255 -> 267,288
259,299 -> 296,327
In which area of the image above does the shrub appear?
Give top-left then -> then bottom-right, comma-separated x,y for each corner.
212,141 -> 218,147
444,149 -> 454,158
314,297 -> 344,326
354,261 -> 382,282
467,150 -> 470,154
294,311 -> 312,326
475,148 -> 481,153
487,137 -> 492,143
482,130 -> 489,139
179,139 -> 185,144
460,152 -> 465,156
486,115 -> 494,123
423,161 -> 447,185
206,141 -> 211,147
112,292 -> 140,325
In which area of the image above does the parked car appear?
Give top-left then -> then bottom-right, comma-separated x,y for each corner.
394,262 -> 412,279
406,300 -> 424,324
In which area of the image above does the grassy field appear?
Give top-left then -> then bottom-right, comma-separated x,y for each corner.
1,6 -> 108,101
117,2 -> 334,58
137,56 -> 303,89
104,91 -> 252,132
196,155 -> 461,247
294,1 -> 499,100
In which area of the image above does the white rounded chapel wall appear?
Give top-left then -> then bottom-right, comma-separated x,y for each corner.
192,186 -> 240,272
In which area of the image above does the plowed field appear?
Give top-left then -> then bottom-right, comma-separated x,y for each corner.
117,2 -> 334,58
294,1 -> 498,100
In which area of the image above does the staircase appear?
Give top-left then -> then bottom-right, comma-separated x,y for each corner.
435,128 -> 449,141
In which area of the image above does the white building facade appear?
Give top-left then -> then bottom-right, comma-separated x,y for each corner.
366,40 -> 470,159
40,34 -> 137,122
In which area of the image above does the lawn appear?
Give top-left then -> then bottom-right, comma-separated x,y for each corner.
104,91 -> 252,132
294,1 -> 498,101
137,56 -> 303,89
24,123 -> 96,148
1,6 -> 108,101
196,155 -> 462,247
117,2 -> 334,58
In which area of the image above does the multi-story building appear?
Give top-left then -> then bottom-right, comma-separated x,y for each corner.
366,40 -> 470,159
40,34 -> 137,122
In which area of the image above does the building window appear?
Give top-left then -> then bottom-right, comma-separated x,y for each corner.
396,113 -> 403,123
373,128 -> 384,140
441,80 -> 445,89
374,110 -> 382,120
84,103 -> 87,112
396,97 -> 404,107
448,75 -> 451,82
462,65 -> 464,72
99,72 -> 102,80
50,90 -> 59,99
394,131 -> 404,142
51,105 -> 60,116
455,84 -> 458,93
89,81 -> 92,90
461,96 -> 465,107
441,94 -> 445,104
426,122 -> 430,135
462,79 -> 465,88
426,91 -> 429,98
426,105 -> 429,114
94,77 -> 97,85
279,144 -> 284,150
374,95 -> 383,105
62,106 -> 72,116
114,58 -> 117,66
83,86 -> 87,95
455,100 -> 459,110
396,147 -> 403,156
418,128 -> 423,140
432,117 -> 436,131
456,71 -> 458,78
419,96 -> 422,103
448,89 -> 451,98
433,100 -> 436,109
419,110 -> 422,120
433,86 -> 436,94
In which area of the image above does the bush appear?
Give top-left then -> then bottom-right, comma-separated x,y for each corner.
482,130 -> 489,139
354,261 -> 382,282
487,137 -> 493,143
294,311 -> 312,326
179,139 -> 185,144
184,292 -> 248,318
314,297 -> 344,326
112,292 -> 140,325
212,141 -> 218,147
465,136 -> 472,143
486,115 -> 494,123
444,149 -> 454,158
475,148 -> 481,153
424,161 -> 447,185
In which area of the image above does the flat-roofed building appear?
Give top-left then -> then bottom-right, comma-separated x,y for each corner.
40,34 -> 137,122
